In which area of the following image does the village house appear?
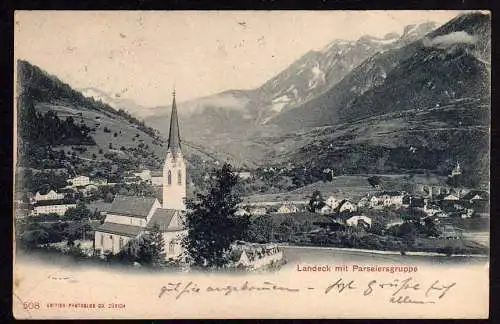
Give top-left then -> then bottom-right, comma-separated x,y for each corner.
434,211 -> 450,219
249,207 -> 267,216
31,203 -> 77,216
319,196 -> 342,214
336,199 -> 357,213
462,190 -> 489,203
133,169 -> 152,182
385,218 -> 405,229
236,171 -> 252,180
234,208 -> 249,217
150,170 -> 163,186
369,195 -> 382,209
230,249 -> 251,267
461,208 -> 474,219
81,184 -> 99,197
229,242 -> 284,270
319,205 -> 332,215
463,191 -> 489,216
67,175 -> 90,187
94,91 -> 187,260
442,193 -> 460,201
32,189 -> 65,203
345,215 -> 372,228
325,196 -> 341,210
91,177 -> 108,186
370,191 -> 405,208
277,204 -> 299,214
357,197 -> 370,208
423,201 -> 442,217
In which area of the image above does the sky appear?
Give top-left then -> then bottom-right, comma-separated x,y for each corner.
15,11 -> 464,107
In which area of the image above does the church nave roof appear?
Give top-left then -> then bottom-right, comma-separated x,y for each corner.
108,195 -> 158,218
96,222 -> 143,237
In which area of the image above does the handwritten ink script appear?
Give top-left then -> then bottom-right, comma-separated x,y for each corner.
158,277 -> 456,305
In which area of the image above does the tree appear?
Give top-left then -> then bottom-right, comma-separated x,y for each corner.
246,214 -> 274,243
403,207 -> 427,223
104,192 -> 114,203
399,222 -> 417,247
367,176 -> 381,188
308,190 -> 325,212
20,228 -> 49,248
119,235 -> 154,265
149,223 -> 166,267
276,216 -> 300,242
300,219 -> 314,233
64,201 -> 90,221
66,219 -> 93,242
183,163 -> 249,268
368,217 -> 387,235
423,217 -> 441,238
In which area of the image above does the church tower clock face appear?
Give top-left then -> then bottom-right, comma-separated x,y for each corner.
162,90 -> 186,210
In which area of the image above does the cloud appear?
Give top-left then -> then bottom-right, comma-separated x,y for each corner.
423,31 -> 476,49
179,93 -> 250,115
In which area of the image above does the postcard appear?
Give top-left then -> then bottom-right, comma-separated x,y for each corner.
13,10 -> 490,319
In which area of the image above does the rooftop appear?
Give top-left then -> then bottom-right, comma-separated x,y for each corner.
108,195 -> 158,218
96,222 -> 143,237
146,208 -> 181,231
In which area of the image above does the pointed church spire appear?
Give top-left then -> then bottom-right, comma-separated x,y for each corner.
167,89 -> 181,154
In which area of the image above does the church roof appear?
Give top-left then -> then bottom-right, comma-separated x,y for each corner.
167,91 -> 181,154
108,195 -> 158,218
96,222 -> 143,237
146,208 -> 182,232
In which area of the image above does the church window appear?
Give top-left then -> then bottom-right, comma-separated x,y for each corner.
167,170 -> 172,185
119,237 -> 124,249
169,240 -> 176,254
178,170 -> 182,185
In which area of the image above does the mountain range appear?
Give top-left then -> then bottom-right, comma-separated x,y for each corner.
142,13 -> 489,186
23,12 -> 491,188
138,20 -> 445,163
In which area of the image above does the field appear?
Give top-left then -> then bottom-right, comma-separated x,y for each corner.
242,173 -> 448,203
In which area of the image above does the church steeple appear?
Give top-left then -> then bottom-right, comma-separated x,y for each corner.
163,89 -> 186,210
167,89 -> 181,154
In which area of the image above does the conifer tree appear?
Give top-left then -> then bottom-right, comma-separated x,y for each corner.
150,223 -> 166,267
183,163 -> 249,268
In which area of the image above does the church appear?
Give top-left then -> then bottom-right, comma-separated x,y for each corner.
94,91 -> 187,260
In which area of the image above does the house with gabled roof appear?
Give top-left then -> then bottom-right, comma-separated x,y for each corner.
336,199 -> 357,213
94,91 -> 187,260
